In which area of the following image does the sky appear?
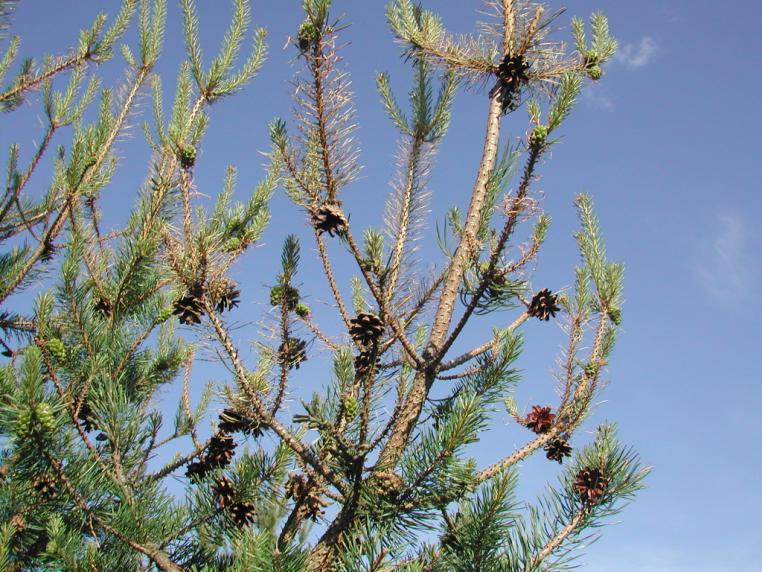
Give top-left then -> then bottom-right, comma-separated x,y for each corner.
3,1 -> 762,570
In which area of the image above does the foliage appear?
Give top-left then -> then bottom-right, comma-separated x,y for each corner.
0,1 -> 646,570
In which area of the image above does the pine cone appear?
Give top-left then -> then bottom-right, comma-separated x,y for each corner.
573,467 -> 608,504
370,470 -> 405,500
186,433 -> 237,481
93,297 -> 113,318
218,408 -> 264,437
349,313 -> 384,347
229,500 -> 256,526
213,476 -> 236,509
206,433 -> 236,468
544,438 -> 572,463
285,472 -> 308,500
278,337 -> 307,370
172,284 -> 205,325
185,460 -> 208,481
312,202 -> 348,237
77,400 -> 97,432
528,288 -> 560,321
32,474 -> 58,498
210,280 -> 240,313
353,348 -> 380,378
525,405 -> 555,434
491,54 -> 530,112
285,472 -> 327,521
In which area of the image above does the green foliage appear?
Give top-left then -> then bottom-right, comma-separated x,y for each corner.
0,1 -> 644,570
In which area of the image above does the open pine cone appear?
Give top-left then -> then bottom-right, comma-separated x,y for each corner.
210,279 -> 240,313
525,405 -> 555,434
528,288 -> 560,321
278,337 -> 308,370
229,500 -> 256,526
573,467 -> 608,504
491,54 -> 530,112
172,284 -> 206,325
218,408 -> 265,437
349,313 -> 385,347
312,202 -> 348,237
544,438 -> 572,463
213,476 -> 236,509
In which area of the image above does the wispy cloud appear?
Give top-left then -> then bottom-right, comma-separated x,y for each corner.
582,85 -> 614,111
694,212 -> 757,304
615,36 -> 658,69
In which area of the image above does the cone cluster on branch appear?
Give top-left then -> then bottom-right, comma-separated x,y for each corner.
186,432 -> 237,481
213,476 -> 257,527
285,472 -> 328,521
173,280 -> 240,325
218,408 -> 265,437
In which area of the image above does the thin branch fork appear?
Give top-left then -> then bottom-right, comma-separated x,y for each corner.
437,311 -> 529,372
524,507 -> 587,571
475,313 -> 609,483
433,144 -> 542,366
376,92 -> 505,470
204,302 -> 350,498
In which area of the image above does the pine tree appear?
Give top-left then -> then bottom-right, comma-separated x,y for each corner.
0,1 -> 648,570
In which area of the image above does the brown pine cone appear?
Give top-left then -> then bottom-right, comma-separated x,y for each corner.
525,405 -> 555,434
349,313 -> 385,347
528,288 -> 560,321
573,467 -> 608,504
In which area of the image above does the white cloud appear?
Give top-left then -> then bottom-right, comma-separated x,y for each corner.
615,36 -> 658,69
582,85 -> 614,111
694,212 -> 756,303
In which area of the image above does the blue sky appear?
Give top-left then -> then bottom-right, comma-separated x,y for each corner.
3,1 -> 762,570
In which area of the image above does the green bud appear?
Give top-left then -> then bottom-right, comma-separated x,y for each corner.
16,409 -> 32,435
157,307 -> 174,323
587,65 -> 603,80
344,395 -> 358,421
295,303 -> 311,318
298,21 -> 319,52
529,124 -> 549,147
47,338 -> 66,362
607,307 -> 621,325
270,284 -> 299,310
34,403 -> 56,432
178,145 -> 196,169
224,237 -> 242,252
